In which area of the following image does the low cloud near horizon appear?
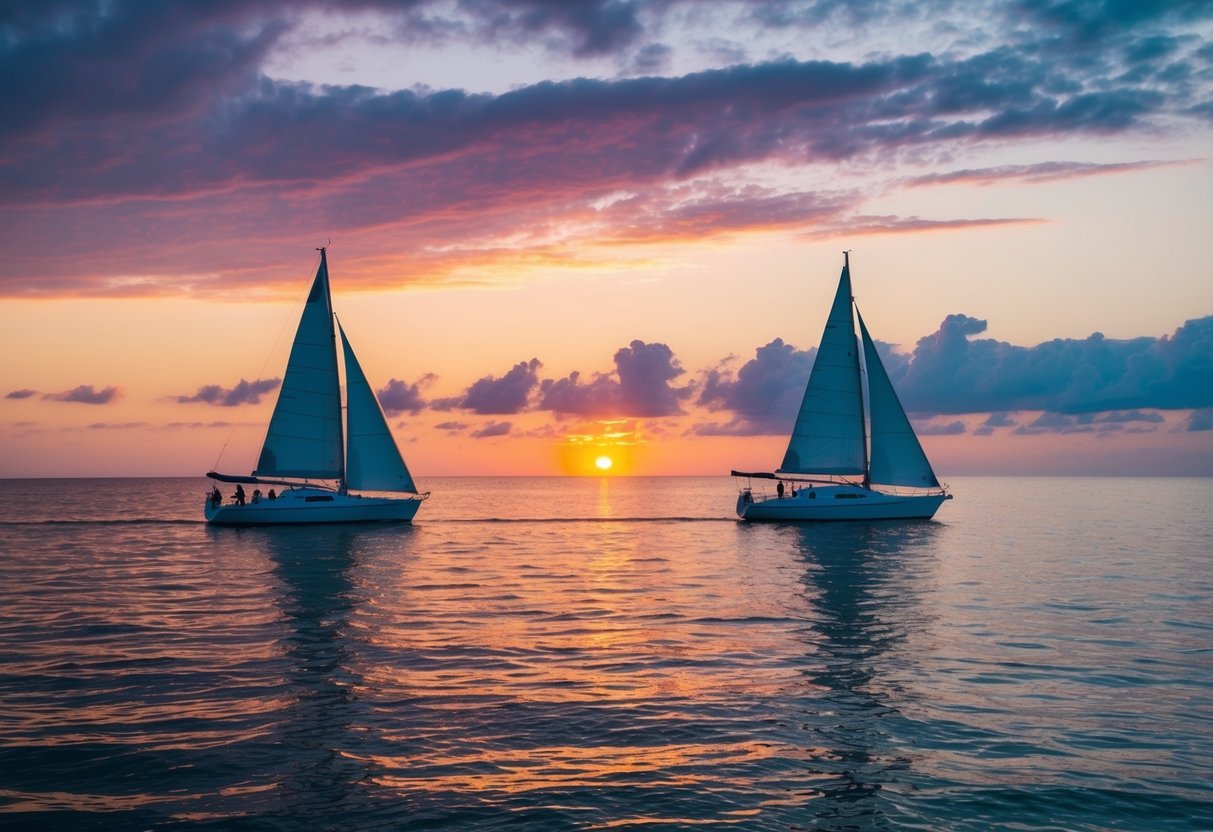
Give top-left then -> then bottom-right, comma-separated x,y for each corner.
369,314 -> 1213,439
42,385 -> 123,405
175,378 -> 281,407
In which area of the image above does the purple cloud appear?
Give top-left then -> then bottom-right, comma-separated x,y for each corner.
903,160 -> 1189,188
175,378 -> 281,407
807,216 -> 1045,239
916,419 -> 967,436
471,420 -> 513,438
1187,408 -> 1213,431
1015,412 -> 1099,435
5,389 -> 37,399
540,340 -> 692,417
0,4 -> 283,145
697,314 -> 1213,430
974,411 -> 1019,435
1095,409 -> 1165,424
43,385 -> 122,405
895,314 -> 1213,414
453,359 -> 542,415
378,374 -> 436,416
695,338 -> 817,435
0,0 -> 1210,298
453,0 -> 646,56
1010,410 -> 1162,436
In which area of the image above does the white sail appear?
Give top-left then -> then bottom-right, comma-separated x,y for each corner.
778,261 -> 867,476
859,311 -> 941,488
254,252 -> 344,480
340,323 -> 418,493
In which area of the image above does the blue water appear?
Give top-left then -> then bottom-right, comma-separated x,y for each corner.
0,476 -> 1210,830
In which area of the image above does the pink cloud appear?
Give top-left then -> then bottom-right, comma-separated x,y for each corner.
43,385 -> 123,405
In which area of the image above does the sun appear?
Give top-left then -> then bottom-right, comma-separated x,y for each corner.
594,455 -> 613,471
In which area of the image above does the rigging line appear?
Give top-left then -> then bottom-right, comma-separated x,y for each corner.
210,250 -> 325,473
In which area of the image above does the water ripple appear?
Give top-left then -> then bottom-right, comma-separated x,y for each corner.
0,477 -> 1210,830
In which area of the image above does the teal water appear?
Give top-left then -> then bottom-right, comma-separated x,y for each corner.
0,476 -> 1210,830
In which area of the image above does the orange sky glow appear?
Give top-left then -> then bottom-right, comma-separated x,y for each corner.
2,3 -> 1212,478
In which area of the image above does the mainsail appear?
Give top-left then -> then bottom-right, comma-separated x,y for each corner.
254,253 -> 344,480
779,260 -> 867,476
340,323 -> 418,493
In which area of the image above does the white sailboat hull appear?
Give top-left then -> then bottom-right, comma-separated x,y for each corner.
205,487 -> 422,526
737,484 -> 949,522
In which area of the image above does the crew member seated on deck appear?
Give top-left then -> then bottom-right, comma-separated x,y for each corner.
268,489 -> 277,500
251,489 -> 262,504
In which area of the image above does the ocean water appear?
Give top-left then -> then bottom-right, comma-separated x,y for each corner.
0,476 -> 1210,831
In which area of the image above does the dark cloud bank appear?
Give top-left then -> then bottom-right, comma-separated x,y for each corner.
426,341 -> 693,425
372,315 -> 1213,436
540,341 -> 693,418
1,1 -> 1210,294
432,359 -> 543,415
697,313 -> 1213,435
896,314 -> 1213,416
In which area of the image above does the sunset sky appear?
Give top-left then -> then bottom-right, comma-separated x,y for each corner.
2,0 -> 1212,478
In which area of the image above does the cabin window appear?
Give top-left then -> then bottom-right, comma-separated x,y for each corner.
304,495 -> 334,502
834,493 -> 866,499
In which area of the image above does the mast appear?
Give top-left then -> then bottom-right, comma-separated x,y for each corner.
318,246 -> 347,493
845,251 -> 871,489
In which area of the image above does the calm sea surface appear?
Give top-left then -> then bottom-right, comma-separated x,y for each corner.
0,476 -> 1210,831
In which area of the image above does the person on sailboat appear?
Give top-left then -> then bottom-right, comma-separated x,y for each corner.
234,484 -> 245,506
210,486 -> 222,508
777,481 -> 785,499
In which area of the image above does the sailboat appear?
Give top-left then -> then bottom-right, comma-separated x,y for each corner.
732,252 -> 951,521
205,248 -> 427,525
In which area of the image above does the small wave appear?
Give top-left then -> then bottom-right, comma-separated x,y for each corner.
1,516 -> 738,527
435,516 -> 735,524
0,516 -> 736,527
0,518 -> 203,527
